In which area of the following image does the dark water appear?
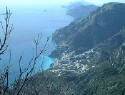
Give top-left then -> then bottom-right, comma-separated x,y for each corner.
0,3 -> 73,80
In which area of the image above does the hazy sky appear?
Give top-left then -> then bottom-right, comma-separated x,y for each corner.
0,0 -> 75,5
0,0 -> 125,6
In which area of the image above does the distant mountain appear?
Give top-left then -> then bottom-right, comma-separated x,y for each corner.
65,2 -> 98,20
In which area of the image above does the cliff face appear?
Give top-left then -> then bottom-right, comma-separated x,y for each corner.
50,2 -> 125,76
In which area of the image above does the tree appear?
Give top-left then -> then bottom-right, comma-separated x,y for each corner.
0,8 -> 49,95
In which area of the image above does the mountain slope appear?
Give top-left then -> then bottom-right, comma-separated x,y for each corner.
51,2 -> 125,58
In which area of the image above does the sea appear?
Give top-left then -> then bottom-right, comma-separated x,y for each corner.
0,3 -> 73,81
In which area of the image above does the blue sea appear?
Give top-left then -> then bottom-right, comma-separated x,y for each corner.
0,3 -> 73,80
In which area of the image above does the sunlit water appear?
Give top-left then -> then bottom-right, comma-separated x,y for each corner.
0,3 -> 73,81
